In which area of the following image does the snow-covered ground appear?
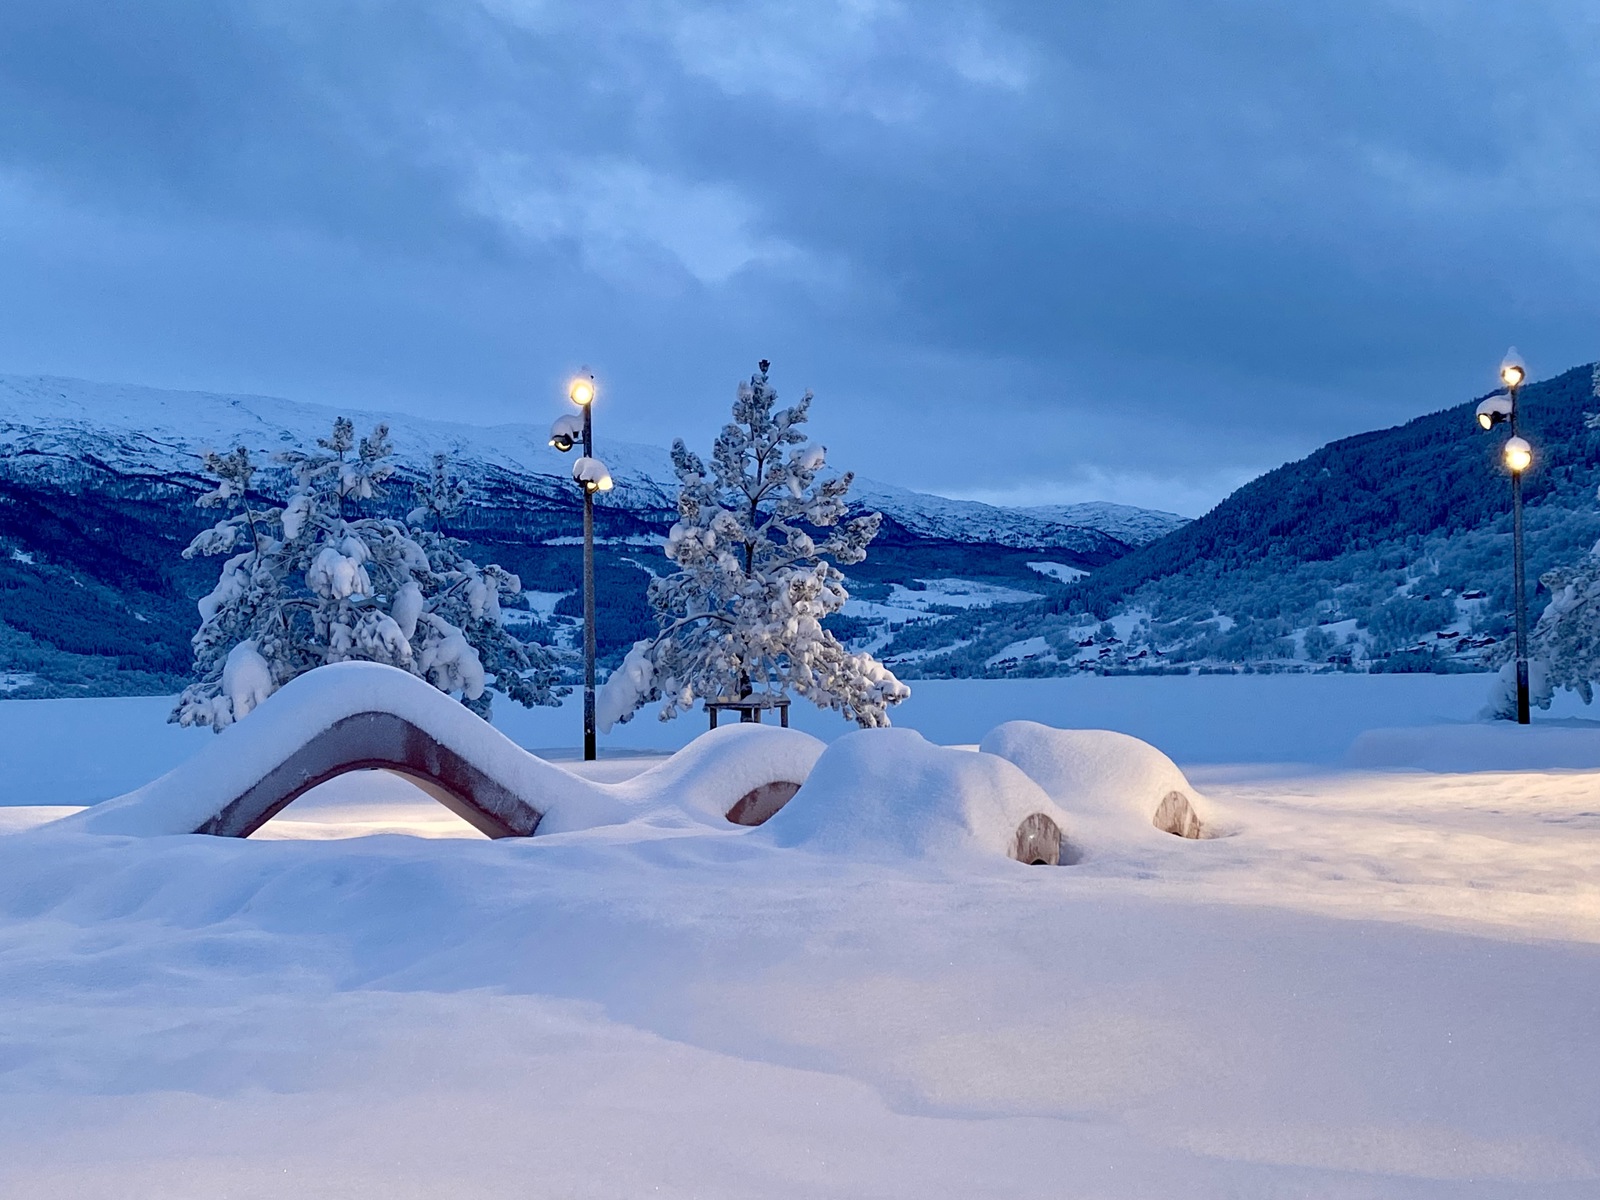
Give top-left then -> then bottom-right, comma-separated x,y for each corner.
0,676 -> 1597,1196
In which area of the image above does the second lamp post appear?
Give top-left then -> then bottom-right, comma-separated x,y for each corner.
1475,351 -> 1533,724
550,372 -> 612,760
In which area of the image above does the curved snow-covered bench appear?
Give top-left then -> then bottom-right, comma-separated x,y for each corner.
577,721 -> 823,833
58,663 -> 824,839
764,728 -> 1072,864
978,722 -> 1212,843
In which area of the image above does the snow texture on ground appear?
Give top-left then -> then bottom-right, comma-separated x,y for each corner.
0,677 -> 1597,1196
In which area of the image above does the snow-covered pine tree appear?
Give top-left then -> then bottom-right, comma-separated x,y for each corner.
403,453 -> 565,716
598,361 -> 908,730
172,421 -> 566,729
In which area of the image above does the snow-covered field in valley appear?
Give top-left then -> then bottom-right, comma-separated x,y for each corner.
0,675 -> 1597,1197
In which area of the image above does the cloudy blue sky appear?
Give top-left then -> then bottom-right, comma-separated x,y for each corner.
1,1 -> 1595,515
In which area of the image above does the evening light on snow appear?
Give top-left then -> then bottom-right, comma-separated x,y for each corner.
0,5 -> 1596,1196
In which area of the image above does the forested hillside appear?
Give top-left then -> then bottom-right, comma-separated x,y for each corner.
883,364 -> 1600,677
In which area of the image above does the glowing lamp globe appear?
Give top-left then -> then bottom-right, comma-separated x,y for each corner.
1499,347 -> 1527,390
1503,436 -> 1532,474
569,377 -> 595,406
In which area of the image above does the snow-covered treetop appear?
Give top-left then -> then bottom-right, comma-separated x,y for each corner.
670,363 -> 880,577
599,362 -> 908,731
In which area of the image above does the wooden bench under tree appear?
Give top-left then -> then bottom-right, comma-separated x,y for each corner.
706,695 -> 791,730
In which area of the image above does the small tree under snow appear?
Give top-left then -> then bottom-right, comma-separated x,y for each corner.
1498,548 -> 1594,718
173,419 -> 565,729
599,362 -> 908,731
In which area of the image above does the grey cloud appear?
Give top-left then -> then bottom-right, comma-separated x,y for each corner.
0,1 -> 1596,515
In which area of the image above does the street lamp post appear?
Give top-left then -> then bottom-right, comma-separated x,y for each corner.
1475,351 -> 1532,724
550,373 -> 611,760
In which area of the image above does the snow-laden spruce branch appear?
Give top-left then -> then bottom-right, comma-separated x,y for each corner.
173,420 -> 567,730
598,362 -> 909,731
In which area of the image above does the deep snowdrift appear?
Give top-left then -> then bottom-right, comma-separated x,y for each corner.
765,728 -> 1071,862
980,721 -> 1215,845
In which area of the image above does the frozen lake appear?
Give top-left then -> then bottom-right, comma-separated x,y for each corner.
5,672 -> 1599,807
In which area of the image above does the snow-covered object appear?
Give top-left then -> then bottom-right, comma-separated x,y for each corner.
172,418 -> 564,728
571,456 -> 613,491
597,640 -> 657,734
222,641 -> 275,723
196,551 -> 254,623
306,538 -> 372,600
764,728 -> 1067,862
548,412 -> 584,446
1494,526 -> 1600,716
416,615 -> 487,701
391,580 -> 424,641
612,363 -> 909,731
1481,656 -> 1554,720
58,663 -> 823,839
978,722 -> 1213,844
1475,395 -> 1514,427
556,721 -> 826,833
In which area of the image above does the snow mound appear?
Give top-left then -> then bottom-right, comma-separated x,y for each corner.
541,722 -> 826,834
978,722 -> 1212,843
52,663 -> 821,839
764,728 -> 1069,863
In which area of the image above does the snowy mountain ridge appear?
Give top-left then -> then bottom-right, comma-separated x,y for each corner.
0,374 -> 1173,554
1019,501 -> 1190,548
0,374 -> 681,512
847,479 -> 1131,555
